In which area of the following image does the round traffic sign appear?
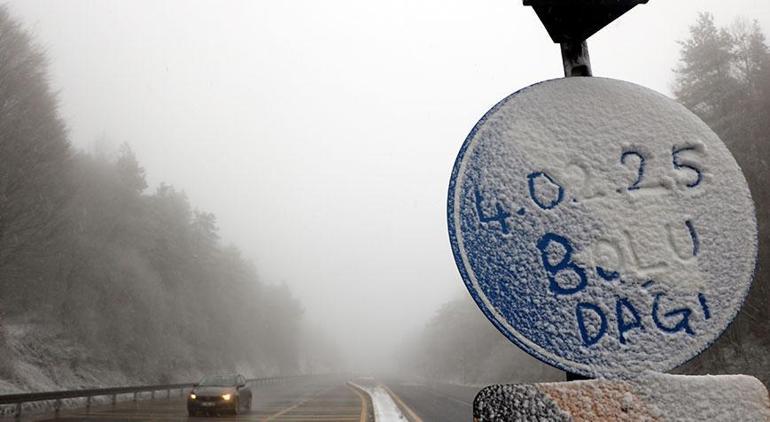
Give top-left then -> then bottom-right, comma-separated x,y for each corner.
447,77 -> 757,378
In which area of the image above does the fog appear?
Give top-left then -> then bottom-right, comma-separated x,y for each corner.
6,0 -> 769,373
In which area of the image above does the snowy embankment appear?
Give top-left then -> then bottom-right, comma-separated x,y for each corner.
349,380 -> 407,421
0,321 -> 130,415
0,318 -> 207,416
0,321 -> 134,395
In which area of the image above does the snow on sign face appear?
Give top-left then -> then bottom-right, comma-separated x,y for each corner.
447,77 -> 757,378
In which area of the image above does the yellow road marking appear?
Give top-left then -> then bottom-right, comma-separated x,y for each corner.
347,383 -> 369,422
263,386 -> 333,421
264,399 -> 309,421
60,414 -> 185,421
382,384 -> 423,422
266,418 -> 358,420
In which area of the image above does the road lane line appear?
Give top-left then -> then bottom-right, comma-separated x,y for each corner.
381,384 -> 423,422
263,386 -> 333,421
347,383 -> 369,422
263,399 -> 309,421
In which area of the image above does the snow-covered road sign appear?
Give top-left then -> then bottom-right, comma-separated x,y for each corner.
447,77 -> 757,378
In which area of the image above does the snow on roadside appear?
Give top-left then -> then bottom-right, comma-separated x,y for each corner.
350,381 -> 407,422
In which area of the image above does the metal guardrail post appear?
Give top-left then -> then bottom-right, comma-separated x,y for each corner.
85,396 -> 91,410
111,393 -> 117,406
14,402 -> 21,418
54,398 -> 61,414
133,391 -> 138,402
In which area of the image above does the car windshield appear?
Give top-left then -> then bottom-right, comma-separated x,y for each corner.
198,375 -> 237,386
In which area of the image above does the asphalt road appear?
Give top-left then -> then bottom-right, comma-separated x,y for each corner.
3,377 -> 369,422
384,380 -> 480,422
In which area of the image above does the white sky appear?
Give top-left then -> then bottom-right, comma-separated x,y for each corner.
7,0 -> 770,369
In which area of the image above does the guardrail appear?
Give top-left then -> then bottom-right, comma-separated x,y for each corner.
0,375 -> 302,418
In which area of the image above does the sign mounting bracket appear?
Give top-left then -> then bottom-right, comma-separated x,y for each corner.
523,0 -> 649,77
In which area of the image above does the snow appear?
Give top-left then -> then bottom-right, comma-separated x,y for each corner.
349,381 -> 407,421
0,321 -> 134,394
0,319 -> 200,416
449,77 -> 757,378
475,372 -> 770,421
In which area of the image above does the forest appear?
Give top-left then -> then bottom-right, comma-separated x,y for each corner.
0,6 -> 310,391
407,13 -> 770,387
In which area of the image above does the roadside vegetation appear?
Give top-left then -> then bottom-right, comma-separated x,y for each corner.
672,13 -> 770,385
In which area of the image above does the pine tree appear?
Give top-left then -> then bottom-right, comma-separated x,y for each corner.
674,13 -> 742,140
0,5 -> 72,312
116,143 -> 148,194
674,13 -> 770,385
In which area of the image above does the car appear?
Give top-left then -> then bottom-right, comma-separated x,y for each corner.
187,374 -> 252,416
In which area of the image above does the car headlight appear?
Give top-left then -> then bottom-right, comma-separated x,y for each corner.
190,393 -> 196,400
222,393 -> 231,401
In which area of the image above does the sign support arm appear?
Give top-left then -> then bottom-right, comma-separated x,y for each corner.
561,40 -> 591,77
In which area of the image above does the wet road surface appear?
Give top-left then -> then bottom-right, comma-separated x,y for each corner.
3,377 -> 369,422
